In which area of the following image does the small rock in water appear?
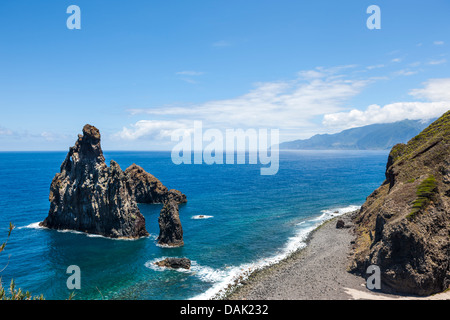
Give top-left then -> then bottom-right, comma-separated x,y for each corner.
154,258 -> 191,270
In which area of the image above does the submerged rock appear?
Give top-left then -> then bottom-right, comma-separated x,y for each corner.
158,199 -> 184,247
350,111 -> 450,296
40,124 -> 149,239
154,257 -> 191,270
125,164 -> 187,204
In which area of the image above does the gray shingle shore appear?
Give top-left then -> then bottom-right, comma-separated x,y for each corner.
224,211 -> 449,300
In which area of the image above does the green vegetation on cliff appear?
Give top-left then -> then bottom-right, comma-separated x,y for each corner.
390,110 -> 450,164
408,175 -> 438,220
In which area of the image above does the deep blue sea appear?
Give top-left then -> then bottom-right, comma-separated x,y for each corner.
0,150 -> 388,300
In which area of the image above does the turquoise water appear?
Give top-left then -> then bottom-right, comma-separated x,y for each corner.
0,150 -> 388,300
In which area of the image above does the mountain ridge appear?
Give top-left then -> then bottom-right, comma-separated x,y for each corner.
279,119 -> 435,150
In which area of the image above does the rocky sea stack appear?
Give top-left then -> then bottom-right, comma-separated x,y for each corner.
350,110 -> 450,296
40,124 -> 187,241
125,164 -> 187,205
40,124 -> 148,238
39,124 -> 149,239
158,199 -> 184,247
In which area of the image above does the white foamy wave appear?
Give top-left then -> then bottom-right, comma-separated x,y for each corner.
17,222 -> 44,230
190,204 -> 360,300
147,233 -> 158,241
191,215 -> 214,220
155,242 -> 182,248
191,263 -> 231,283
56,229 -> 85,235
145,257 -> 254,288
19,222 -> 152,241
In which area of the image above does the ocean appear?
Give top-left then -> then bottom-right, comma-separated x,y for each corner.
0,150 -> 388,300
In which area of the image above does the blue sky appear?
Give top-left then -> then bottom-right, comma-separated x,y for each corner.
0,0 -> 449,150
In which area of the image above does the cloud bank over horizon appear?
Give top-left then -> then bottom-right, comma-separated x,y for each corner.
114,66 -> 450,145
323,78 -> 450,128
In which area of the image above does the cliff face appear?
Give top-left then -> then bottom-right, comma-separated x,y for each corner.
350,111 -> 450,295
40,125 -> 149,239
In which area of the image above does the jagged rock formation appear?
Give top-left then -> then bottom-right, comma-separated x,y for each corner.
125,164 -> 187,204
349,111 -> 450,296
154,257 -> 191,269
40,125 -> 149,239
158,199 -> 184,247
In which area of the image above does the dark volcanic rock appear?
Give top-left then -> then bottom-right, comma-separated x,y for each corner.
125,164 -> 187,204
39,124 -> 149,239
350,111 -> 450,296
336,219 -> 346,229
154,257 -> 191,269
167,189 -> 187,204
158,199 -> 184,247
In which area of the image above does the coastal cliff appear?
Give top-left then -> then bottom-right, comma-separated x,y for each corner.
40,125 -> 149,239
350,111 -> 450,295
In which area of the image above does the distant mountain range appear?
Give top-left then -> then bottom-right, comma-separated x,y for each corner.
279,119 -> 435,150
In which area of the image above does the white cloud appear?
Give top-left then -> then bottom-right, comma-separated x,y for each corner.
394,69 -> 418,76
410,78 -> 450,101
124,66 -> 369,137
175,70 -> 205,84
323,78 -> 450,128
212,40 -> 231,47
117,66 -> 450,145
434,41 -> 444,45
323,102 -> 448,128
0,127 -> 13,136
391,58 -> 402,63
179,78 -> 199,84
176,71 -> 205,76
114,120 -> 193,141
427,59 -> 446,65
367,64 -> 385,70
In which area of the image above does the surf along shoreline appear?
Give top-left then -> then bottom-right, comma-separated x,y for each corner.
221,210 -> 450,300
